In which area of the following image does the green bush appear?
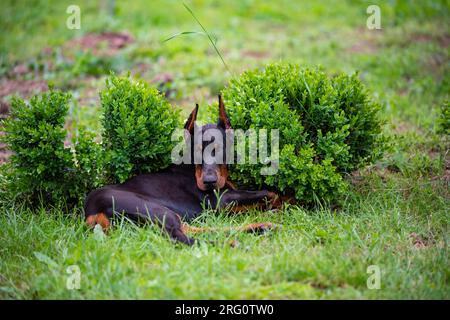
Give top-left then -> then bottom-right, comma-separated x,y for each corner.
100,74 -> 182,183
72,129 -> 105,198
0,90 -> 103,208
218,63 -> 385,205
1,75 -> 183,207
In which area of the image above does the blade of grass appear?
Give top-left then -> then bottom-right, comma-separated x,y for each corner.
182,3 -> 231,75
163,31 -> 214,43
163,3 -> 232,76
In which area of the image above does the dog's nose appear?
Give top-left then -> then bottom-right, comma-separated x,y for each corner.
203,175 -> 218,187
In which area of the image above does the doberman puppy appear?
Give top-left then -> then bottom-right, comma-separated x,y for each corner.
84,95 -> 279,245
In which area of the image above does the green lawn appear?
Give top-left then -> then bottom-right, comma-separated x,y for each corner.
0,0 -> 449,299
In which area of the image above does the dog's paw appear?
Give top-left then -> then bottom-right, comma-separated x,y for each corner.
85,213 -> 110,232
241,222 -> 280,234
228,239 -> 240,247
266,192 -> 282,208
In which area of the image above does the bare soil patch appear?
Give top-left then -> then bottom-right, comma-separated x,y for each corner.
0,79 -> 48,101
346,27 -> 381,54
65,32 -> 134,56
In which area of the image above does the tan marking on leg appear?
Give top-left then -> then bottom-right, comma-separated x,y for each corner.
267,192 -> 282,208
96,213 -> 110,231
182,223 -> 214,234
228,239 -> 239,247
229,192 -> 284,214
240,222 -> 277,233
86,214 -> 98,228
183,221 -> 279,235
269,193 -> 296,208
230,203 -> 261,213
85,213 -> 110,231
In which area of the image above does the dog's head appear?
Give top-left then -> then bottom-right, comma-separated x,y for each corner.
184,95 -> 231,191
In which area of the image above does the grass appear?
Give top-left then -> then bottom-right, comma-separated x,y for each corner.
1,173 -> 448,299
0,0 -> 449,299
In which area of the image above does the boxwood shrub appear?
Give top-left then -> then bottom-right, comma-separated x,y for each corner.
100,75 -> 182,183
218,63 -> 385,205
1,90 -> 103,207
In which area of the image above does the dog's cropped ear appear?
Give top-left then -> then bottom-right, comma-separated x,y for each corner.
217,94 -> 231,129
184,103 -> 199,134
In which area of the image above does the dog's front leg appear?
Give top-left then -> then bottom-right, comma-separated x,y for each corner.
219,189 -> 279,211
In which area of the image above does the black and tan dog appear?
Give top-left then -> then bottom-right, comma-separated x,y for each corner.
84,95 -> 279,245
